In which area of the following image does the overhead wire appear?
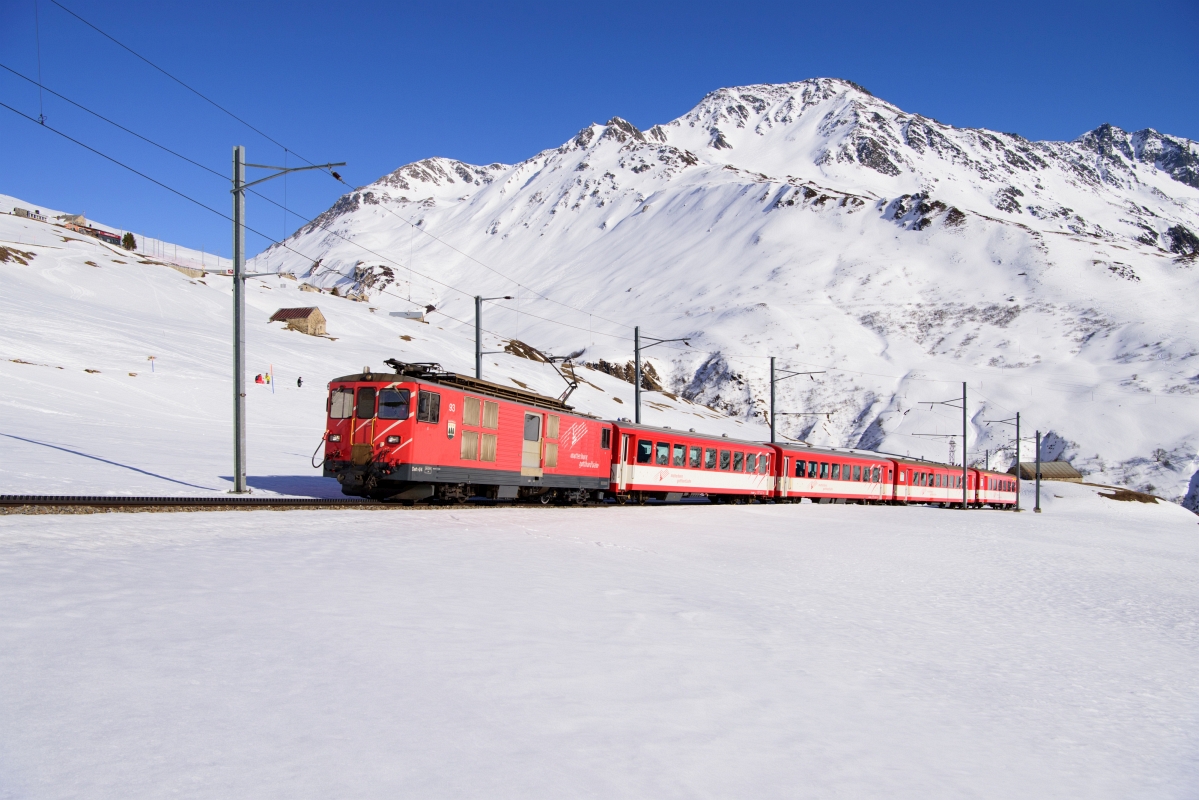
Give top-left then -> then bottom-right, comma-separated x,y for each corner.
45,0 -> 636,335
46,0 -> 335,178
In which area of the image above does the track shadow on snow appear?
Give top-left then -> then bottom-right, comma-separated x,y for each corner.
227,475 -> 346,499
1,433 -> 220,492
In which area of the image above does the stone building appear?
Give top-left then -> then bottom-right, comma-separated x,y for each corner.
269,307 -> 327,336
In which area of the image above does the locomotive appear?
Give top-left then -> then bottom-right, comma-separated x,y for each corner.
322,360 -> 1018,507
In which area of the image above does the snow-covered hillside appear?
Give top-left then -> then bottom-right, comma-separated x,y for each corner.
0,205 -> 757,497
250,78 -> 1199,508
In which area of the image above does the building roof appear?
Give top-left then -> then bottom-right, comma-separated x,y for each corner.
1008,460 -> 1083,480
269,307 -> 321,322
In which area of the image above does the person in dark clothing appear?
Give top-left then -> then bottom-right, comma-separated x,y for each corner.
297,377 -> 303,388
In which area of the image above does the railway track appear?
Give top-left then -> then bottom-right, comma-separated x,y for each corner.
0,495 -> 401,514
0,495 -> 614,514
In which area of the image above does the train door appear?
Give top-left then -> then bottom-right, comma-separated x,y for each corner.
615,433 -> 632,490
522,413 -> 543,477
351,386 -> 376,465
780,456 -> 791,497
897,469 -> 908,502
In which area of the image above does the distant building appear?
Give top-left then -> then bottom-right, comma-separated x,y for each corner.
1008,460 -> 1083,482
269,307 -> 327,336
12,207 -> 47,222
54,214 -> 122,246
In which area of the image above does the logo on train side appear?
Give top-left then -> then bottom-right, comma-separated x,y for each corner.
563,421 -> 587,448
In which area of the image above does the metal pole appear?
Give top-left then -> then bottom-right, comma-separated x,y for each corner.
634,326 -> 641,425
1014,412 -> 1021,511
769,356 -> 776,444
1034,430 -> 1042,513
232,145 -> 247,494
475,295 -> 482,379
961,381 -> 968,509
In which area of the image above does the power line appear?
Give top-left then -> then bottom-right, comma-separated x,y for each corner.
46,0 -> 633,335
46,0 -> 335,179
0,60 -> 226,181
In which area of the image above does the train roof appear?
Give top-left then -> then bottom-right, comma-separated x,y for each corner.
774,441 -> 894,462
332,360 -> 580,414
610,421 -> 772,449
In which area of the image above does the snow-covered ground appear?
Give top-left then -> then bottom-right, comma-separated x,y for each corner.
1,483 -> 1196,799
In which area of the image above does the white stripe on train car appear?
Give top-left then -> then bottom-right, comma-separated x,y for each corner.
624,465 -> 771,492
783,478 -> 889,499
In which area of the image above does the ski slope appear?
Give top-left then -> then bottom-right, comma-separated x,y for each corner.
1,485 -> 1196,798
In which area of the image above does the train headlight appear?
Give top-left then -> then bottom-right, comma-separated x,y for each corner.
385,435 -> 401,445
328,434 -> 341,442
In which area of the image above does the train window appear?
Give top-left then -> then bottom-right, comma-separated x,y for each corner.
545,442 -> 559,468
601,428 -> 611,449
795,460 -> 806,478
463,396 -> 481,426
523,414 -> 541,442
482,400 -> 499,429
656,442 -> 670,466
355,387 -> 377,418
733,452 -> 744,472
378,388 -> 410,420
460,429 -> 479,460
853,465 -> 862,481
673,444 -> 686,467
330,388 -> 354,419
720,450 -> 731,470
745,454 -> 757,473
759,454 -> 769,473
417,390 -> 440,423
818,462 -> 827,479
809,461 -> 818,478
547,415 -> 560,439
831,464 -> 840,480
689,446 -> 702,468
480,433 -> 497,462
705,448 -> 717,469
637,440 -> 653,463
872,467 -> 881,483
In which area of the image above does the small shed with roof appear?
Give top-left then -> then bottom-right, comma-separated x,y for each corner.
1008,460 -> 1083,482
269,306 -> 326,336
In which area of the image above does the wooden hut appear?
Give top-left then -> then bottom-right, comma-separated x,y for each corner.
269,307 -> 326,336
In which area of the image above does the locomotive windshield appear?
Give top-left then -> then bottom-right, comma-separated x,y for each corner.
330,388 -> 354,419
378,388 -> 410,419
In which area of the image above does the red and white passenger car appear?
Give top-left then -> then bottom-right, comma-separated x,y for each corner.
608,423 -> 773,503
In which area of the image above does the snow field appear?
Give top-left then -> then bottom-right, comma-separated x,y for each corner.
1,484 -> 1196,799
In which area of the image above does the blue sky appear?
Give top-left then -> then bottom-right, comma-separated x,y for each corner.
1,0 -> 1196,258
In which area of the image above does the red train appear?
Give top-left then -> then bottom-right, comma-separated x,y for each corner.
322,361 -> 1018,508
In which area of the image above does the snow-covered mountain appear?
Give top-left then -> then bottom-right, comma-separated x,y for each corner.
251,78 -> 1199,508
